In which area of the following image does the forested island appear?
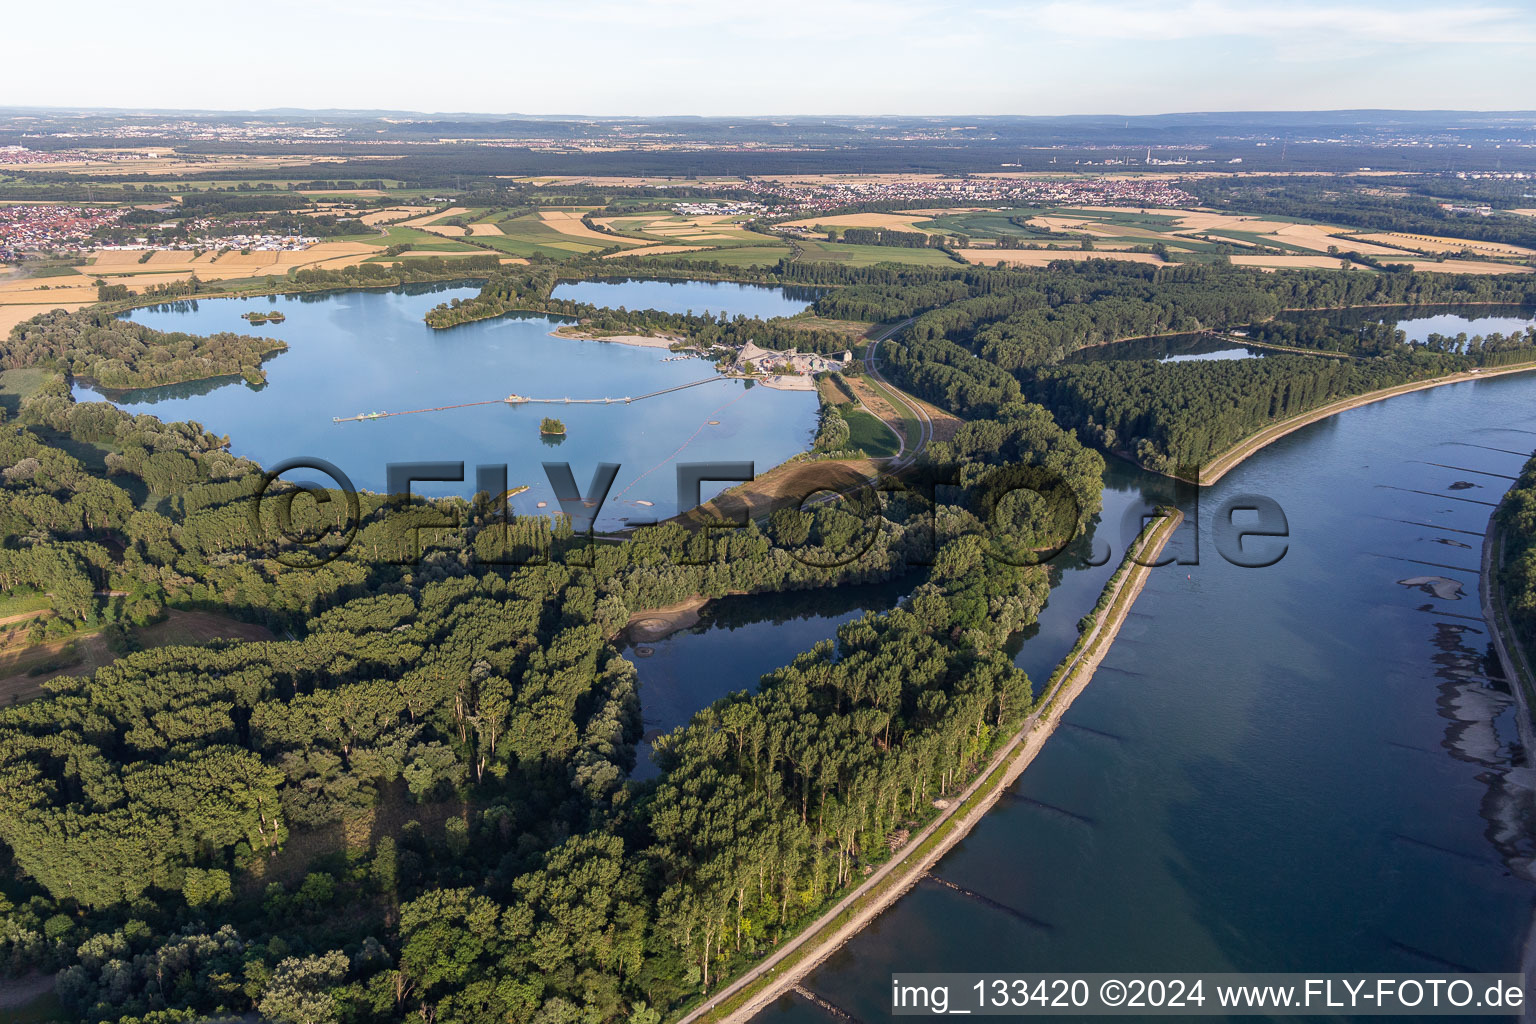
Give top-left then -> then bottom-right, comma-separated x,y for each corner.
0,251 -> 1534,1024
1,309 -> 287,389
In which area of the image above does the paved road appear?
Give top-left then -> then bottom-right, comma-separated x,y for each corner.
863,317 -> 933,469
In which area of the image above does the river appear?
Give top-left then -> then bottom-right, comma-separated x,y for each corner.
755,368 -> 1536,1023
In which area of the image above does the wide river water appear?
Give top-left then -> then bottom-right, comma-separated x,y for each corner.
76,281 -> 820,527
753,368 -> 1536,1023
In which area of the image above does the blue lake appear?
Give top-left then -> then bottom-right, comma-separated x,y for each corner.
551,277 -> 819,318
76,282 -> 820,528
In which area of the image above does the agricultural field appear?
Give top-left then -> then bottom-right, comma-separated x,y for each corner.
631,244 -> 795,267
592,211 -> 776,248
915,204 -> 1536,272
792,239 -> 962,266
779,211 -> 951,235
1348,231 -> 1536,259
955,248 -> 1163,267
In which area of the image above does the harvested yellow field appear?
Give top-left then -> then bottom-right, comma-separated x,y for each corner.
1352,232 -> 1536,258
535,211 -> 639,244
76,243 -> 384,286
0,302 -> 88,334
955,249 -> 1162,267
146,251 -> 198,267
1265,223 -> 1402,255
421,224 -> 467,237
466,222 -> 504,237
0,280 -> 98,303
1030,215 -> 1166,241
398,207 -> 467,228
1161,211 -> 1296,234
205,252 -> 289,268
781,212 -> 939,231
87,250 -> 151,268
601,245 -> 708,259
1041,208 -> 1418,257
1229,255 -> 1354,270
592,214 -> 748,244
1397,259 -> 1531,275
360,206 -> 432,226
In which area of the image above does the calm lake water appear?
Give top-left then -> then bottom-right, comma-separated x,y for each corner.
1276,304 -> 1536,346
626,581 -> 910,780
78,282 -> 820,527
758,369 -> 1536,1024
551,277 -> 819,318
1065,333 -> 1265,365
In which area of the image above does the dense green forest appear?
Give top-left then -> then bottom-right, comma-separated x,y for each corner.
1028,352 -> 1474,473
1,309 -> 287,389
1500,452 -> 1536,646
0,321 -> 1103,1023
4,247 -> 1536,1024
800,260 -> 1536,465
426,267 -> 854,354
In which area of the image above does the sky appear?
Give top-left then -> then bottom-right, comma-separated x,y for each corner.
6,0 -> 1535,116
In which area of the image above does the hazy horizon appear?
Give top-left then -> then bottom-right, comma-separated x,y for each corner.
4,105 -> 1534,119
7,0 -> 1534,116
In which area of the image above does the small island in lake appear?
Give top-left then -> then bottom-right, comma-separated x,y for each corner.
539,416 -> 567,436
241,310 -> 286,324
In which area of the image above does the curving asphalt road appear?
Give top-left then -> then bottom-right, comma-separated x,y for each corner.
862,317 -> 933,469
